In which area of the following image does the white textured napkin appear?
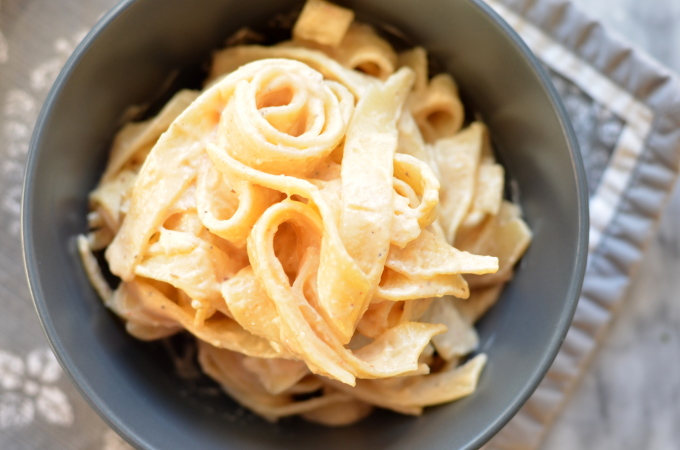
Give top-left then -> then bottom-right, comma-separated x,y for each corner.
484,1 -> 680,448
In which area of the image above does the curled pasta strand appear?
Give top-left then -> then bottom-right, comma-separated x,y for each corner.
204,144 -> 371,344
117,279 -> 288,358
331,23 -> 398,80
209,45 -> 377,98
390,153 -> 440,248
195,159 -> 281,246
409,74 -> 464,143
198,342 -> 367,424
247,200 -> 446,385
216,59 -> 354,177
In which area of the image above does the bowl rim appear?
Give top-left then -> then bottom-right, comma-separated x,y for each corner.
460,2 -> 589,447
22,0 -> 589,448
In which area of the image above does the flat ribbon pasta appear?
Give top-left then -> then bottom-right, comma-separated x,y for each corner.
81,5 -> 534,426
107,58 -> 353,279
246,200 -> 446,385
209,45 -> 377,98
336,67 -> 414,337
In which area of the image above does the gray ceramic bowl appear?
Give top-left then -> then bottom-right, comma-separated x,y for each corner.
23,0 -> 588,449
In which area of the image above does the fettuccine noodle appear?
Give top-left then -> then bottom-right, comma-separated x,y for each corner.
79,0 -> 531,426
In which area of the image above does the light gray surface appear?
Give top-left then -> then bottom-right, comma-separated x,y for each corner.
543,1 -> 680,449
1,2 -> 121,449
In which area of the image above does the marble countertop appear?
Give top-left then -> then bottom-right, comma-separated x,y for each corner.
544,1 -> 680,448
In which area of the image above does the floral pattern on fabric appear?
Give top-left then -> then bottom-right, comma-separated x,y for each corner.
1,31 -> 86,237
0,348 -> 73,429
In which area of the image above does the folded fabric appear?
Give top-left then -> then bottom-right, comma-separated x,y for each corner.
484,0 -> 680,448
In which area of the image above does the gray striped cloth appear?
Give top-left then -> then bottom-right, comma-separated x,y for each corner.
486,0 -> 680,448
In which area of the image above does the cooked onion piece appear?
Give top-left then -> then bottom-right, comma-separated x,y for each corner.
293,0 -> 354,47
331,23 -> 398,80
409,74 -> 465,143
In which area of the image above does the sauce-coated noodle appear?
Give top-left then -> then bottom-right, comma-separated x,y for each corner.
80,0 -> 532,426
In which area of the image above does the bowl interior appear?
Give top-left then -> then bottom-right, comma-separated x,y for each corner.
23,0 -> 588,449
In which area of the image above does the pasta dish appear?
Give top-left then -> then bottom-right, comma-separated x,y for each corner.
79,0 -> 531,426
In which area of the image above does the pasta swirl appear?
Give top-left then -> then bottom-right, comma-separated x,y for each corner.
81,1 -> 532,426
216,59 -> 354,177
